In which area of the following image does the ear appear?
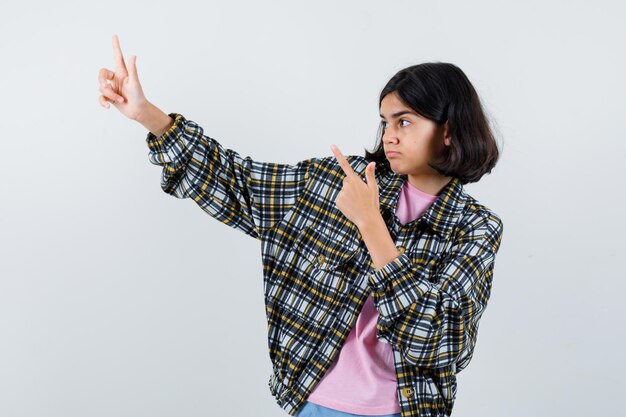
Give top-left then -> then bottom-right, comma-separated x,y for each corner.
443,121 -> 451,146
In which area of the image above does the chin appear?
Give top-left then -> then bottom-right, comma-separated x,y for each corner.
387,161 -> 404,175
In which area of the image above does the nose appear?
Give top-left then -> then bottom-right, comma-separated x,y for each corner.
382,122 -> 399,143
383,130 -> 399,145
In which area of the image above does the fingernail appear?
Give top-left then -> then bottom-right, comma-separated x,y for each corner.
118,97 -> 124,103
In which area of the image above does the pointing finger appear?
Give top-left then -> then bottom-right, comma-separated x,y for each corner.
112,34 -> 128,74
331,144 -> 357,178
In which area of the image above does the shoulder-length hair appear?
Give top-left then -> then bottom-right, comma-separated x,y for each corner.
364,62 -> 501,184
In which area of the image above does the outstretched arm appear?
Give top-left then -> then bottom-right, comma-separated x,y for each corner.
144,111 -> 316,240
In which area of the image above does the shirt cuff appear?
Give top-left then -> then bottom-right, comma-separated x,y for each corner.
368,253 -> 433,304
145,112 -> 185,153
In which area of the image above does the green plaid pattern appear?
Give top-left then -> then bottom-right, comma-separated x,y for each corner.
146,113 -> 504,417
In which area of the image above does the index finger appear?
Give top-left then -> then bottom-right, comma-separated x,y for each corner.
112,34 -> 128,73
331,144 -> 357,177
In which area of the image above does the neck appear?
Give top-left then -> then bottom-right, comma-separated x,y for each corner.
407,173 -> 453,196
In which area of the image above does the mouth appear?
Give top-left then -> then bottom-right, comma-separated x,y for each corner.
386,151 -> 400,157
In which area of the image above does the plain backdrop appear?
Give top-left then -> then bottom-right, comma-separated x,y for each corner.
1,1 -> 625,416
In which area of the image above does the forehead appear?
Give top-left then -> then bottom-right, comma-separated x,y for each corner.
380,92 -> 421,119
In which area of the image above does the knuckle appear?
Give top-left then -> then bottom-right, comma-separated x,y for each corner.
99,68 -> 109,82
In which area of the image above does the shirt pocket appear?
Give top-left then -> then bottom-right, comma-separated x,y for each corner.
268,222 -> 360,327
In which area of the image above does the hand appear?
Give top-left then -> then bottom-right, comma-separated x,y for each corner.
330,144 -> 381,230
97,34 -> 150,121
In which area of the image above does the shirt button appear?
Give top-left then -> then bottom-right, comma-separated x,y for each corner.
398,247 -> 406,255
402,387 -> 414,398
317,255 -> 326,265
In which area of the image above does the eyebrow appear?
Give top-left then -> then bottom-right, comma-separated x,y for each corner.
379,110 -> 417,119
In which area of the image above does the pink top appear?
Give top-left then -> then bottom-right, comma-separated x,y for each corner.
307,179 -> 439,415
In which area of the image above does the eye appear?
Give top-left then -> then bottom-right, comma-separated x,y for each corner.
380,119 -> 410,129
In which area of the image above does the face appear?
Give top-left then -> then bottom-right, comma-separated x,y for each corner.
379,91 -> 451,177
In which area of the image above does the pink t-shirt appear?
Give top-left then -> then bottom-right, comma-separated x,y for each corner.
306,179 -> 439,415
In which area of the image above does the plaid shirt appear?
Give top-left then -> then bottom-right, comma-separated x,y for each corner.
145,113 -> 504,417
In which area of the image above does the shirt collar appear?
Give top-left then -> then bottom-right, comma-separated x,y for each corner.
377,167 -> 466,236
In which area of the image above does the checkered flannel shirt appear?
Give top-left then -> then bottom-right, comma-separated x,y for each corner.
145,113 -> 504,417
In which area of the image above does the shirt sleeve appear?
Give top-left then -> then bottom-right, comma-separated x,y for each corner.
145,112 -> 316,240
368,211 -> 504,371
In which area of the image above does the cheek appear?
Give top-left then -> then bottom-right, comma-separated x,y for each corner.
407,138 -> 429,156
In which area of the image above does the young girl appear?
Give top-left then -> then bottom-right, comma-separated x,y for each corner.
98,35 -> 504,417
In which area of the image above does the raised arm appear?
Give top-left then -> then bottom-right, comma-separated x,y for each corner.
144,112 -> 316,240
98,35 -> 315,240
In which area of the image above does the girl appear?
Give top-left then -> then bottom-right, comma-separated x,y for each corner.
98,34 -> 503,417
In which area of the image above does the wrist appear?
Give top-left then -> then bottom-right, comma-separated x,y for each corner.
136,102 -> 174,137
133,100 -> 154,123
357,211 -> 385,234
357,212 -> 400,272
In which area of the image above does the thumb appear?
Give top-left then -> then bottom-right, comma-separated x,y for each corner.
365,162 -> 377,188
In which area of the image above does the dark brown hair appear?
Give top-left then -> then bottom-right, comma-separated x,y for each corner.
364,62 -> 501,184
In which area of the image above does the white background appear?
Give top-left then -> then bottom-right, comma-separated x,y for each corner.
1,1 -> 624,416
